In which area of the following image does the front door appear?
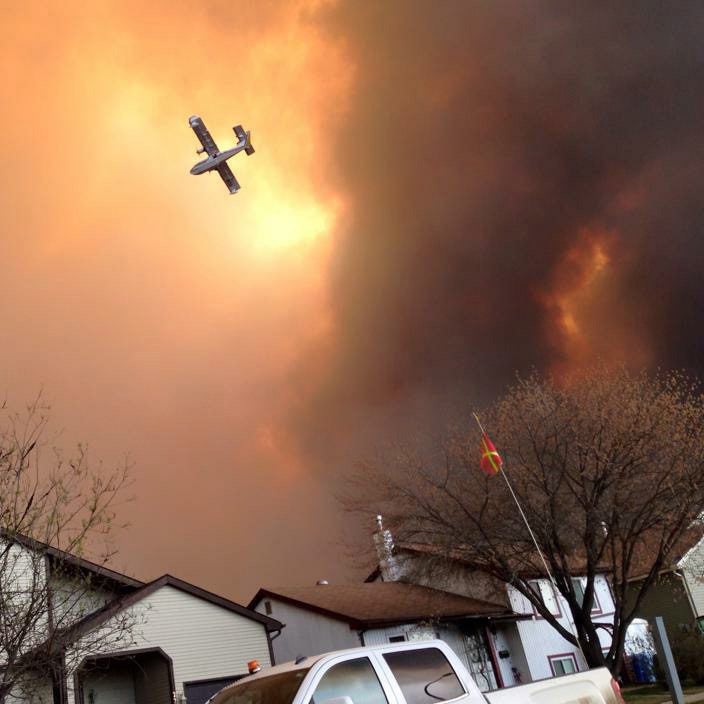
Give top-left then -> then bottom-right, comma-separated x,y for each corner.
461,631 -> 497,692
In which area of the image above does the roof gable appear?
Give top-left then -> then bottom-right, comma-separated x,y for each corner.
249,583 -> 516,629
7,531 -> 143,590
678,534 -> 704,570
391,542 -> 612,579
64,574 -> 282,643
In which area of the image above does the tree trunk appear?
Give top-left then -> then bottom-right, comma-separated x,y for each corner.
579,632 -> 607,670
0,683 -> 12,704
608,621 -> 630,677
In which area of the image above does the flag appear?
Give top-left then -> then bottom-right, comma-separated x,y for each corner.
480,432 -> 502,476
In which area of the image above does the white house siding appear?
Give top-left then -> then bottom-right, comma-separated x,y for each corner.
487,624 -> 522,687
680,537 -> 704,618
489,626 -> 514,687
362,623 -> 436,646
493,623 -> 531,685
50,574 -> 119,628
6,678 -> 53,704
683,570 -> 704,618
254,598 -> 360,663
0,543 -> 51,664
515,617 -> 585,681
588,576 -> 617,652
384,548 -> 621,682
507,575 -> 615,680
70,585 -> 272,703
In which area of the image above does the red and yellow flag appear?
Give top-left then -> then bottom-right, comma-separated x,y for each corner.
480,432 -> 502,476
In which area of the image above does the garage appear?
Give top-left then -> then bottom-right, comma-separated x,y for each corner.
184,676 -> 242,704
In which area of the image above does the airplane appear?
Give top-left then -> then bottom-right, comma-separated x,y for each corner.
188,115 -> 255,194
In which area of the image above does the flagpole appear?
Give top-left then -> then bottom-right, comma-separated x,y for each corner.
473,412 -> 589,667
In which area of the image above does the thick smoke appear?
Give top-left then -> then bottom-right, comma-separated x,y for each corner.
2,1 -> 704,597
289,1 -> 704,462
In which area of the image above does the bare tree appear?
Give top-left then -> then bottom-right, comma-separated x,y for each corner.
343,367 -> 704,674
0,397 -> 137,703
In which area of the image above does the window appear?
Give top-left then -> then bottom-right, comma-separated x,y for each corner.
312,658 -> 387,704
389,635 -> 406,643
529,581 -> 561,617
383,648 -> 464,704
212,669 -> 310,704
571,579 -> 602,614
571,579 -> 585,607
548,655 -> 578,677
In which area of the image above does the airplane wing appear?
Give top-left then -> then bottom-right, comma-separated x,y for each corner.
216,162 -> 240,194
190,117 -> 219,157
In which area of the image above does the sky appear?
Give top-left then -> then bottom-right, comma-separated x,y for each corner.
2,1 -> 704,602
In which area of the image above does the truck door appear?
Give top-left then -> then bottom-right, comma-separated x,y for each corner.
376,646 -> 481,704
308,657 -> 391,704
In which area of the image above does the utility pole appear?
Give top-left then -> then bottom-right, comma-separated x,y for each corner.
651,617 -> 684,704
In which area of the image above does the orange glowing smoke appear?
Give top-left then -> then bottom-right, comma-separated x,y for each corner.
554,230 -> 610,339
536,227 -> 653,380
0,0 -> 356,586
0,0 -> 354,449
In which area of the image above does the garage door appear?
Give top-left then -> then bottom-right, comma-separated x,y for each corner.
184,676 -> 242,704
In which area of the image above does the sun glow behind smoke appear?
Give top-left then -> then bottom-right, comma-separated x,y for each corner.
250,197 -> 340,253
106,0 -> 353,262
175,0 -> 353,475
0,0 -> 355,491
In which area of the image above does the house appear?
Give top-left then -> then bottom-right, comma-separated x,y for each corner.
366,519 -> 618,684
249,582 -> 527,692
627,532 -> 704,641
66,574 -> 282,704
0,535 -> 282,704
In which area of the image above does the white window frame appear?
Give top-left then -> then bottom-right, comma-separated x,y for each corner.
529,580 -> 561,617
548,653 -> 579,677
387,633 -> 407,644
571,577 -> 602,615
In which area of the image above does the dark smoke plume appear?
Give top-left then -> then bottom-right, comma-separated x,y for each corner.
289,1 -> 704,463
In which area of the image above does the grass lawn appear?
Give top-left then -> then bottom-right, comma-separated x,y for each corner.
622,683 -> 704,704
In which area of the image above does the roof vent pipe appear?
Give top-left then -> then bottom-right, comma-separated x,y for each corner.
373,514 -> 401,582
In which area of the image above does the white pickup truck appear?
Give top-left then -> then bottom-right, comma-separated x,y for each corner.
207,641 -> 625,704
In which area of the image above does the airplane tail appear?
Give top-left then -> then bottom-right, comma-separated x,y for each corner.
234,125 -> 255,155
244,130 -> 255,155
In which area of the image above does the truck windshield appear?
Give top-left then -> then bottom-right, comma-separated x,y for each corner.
210,669 -> 311,704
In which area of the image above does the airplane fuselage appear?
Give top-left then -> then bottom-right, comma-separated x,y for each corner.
189,146 -> 245,175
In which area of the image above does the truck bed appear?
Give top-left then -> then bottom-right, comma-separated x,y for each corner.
486,667 -> 618,704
